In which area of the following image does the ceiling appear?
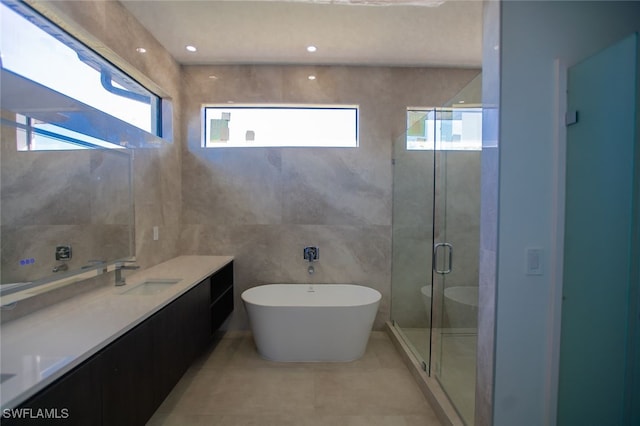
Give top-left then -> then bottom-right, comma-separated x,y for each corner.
120,0 -> 483,67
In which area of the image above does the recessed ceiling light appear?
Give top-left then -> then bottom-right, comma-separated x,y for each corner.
186,45 -> 197,52
208,75 -> 218,80
308,75 -> 316,80
135,47 -> 147,53
458,100 -> 465,104
306,45 -> 317,53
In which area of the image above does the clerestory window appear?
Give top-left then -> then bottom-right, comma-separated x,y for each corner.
202,105 -> 359,148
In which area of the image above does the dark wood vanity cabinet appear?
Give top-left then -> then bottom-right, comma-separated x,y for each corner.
210,261 -> 234,335
100,322 -> 155,426
150,274 -> 211,408
183,277 -> 212,364
5,262 -> 234,426
1,358 -> 101,425
150,291 -> 185,407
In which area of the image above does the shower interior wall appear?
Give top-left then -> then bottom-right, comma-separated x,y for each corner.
392,147 -> 481,328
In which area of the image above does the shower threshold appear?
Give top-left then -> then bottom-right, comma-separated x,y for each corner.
386,321 -> 465,426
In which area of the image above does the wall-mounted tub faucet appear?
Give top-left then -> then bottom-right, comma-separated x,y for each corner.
52,263 -> 68,273
303,246 -> 319,262
304,247 -> 319,275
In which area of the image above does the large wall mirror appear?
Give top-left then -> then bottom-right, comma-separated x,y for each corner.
0,1 -> 166,301
0,117 -> 134,289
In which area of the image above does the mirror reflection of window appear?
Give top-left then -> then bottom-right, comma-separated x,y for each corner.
0,2 -> 160,138
13,115 -> 128,151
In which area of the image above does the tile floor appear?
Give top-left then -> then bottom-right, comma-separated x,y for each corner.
147,331 -> 443,425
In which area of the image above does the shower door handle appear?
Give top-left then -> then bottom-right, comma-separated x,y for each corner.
433,243 -> 453,274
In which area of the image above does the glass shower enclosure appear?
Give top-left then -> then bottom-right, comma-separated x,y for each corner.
391,74 -> 481,425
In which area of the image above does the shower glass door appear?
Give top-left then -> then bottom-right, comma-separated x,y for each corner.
431,107 -> 481,425
391,109 -> 437,369
391,73 -> 481,426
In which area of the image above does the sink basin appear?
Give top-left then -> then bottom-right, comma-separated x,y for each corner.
120,279 -> 180,296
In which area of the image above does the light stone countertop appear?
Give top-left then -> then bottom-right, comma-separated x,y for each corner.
0,255 -> 234,410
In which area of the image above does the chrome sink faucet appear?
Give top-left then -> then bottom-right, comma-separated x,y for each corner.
115,261 -> 139,286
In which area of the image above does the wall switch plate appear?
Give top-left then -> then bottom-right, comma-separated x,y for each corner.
153,226 -> 159,241
525,247 -> 543,275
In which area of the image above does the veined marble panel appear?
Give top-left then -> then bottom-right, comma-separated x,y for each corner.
182,149 -> 283,226
1,150 -> 92,226
184,66 -> 286,107
282,149 -> 390,226
90,150 -> 131,225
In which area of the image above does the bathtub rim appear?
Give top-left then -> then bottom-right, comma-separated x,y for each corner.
241,283 -> 381,307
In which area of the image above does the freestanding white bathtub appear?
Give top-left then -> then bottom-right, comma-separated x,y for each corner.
241,284 -> 381,362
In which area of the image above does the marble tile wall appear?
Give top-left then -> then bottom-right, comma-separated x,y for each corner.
180,65 -> 479,330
